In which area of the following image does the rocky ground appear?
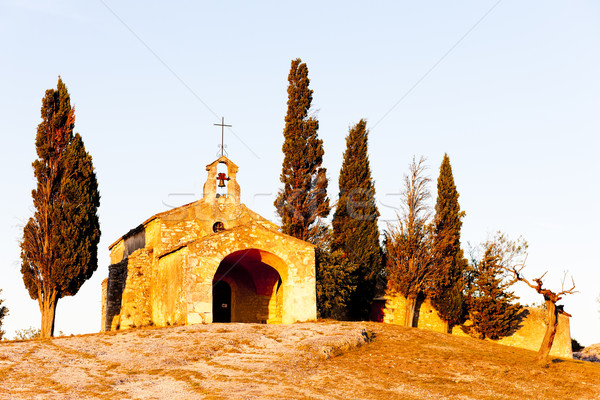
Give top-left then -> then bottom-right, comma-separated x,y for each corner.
574,343 -> 600,363
1,321 -> 599,399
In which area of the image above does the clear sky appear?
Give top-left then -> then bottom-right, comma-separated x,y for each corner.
1,1 -> 599,345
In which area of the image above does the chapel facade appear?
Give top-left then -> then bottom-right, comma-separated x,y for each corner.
101,156 -> 317,331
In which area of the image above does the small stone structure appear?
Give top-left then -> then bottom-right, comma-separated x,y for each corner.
375,294 -> 572,358
101,156 -> 317,331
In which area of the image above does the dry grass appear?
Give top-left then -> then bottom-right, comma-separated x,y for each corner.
0,322 -> 598,399
311,324 -> 600,399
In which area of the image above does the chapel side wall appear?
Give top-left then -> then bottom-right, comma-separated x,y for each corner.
105,222 -> 155,331
382,295 -> 572,358
145,219 -> 161,251
110,240 -> 125,264
104,260 -> 128,331
152,248 -> 187,327
119,248 -> 153,329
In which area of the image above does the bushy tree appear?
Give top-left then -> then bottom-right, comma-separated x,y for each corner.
0,289 -> 8,340
20,78 -> 101,338
463,233 -> 525,340
572,338 -> 584,352
332,119 -> 382,320
385,157 -> 434,327
315,230 -> 357,320
429,154 -> 467,331
274,58 -> 329,243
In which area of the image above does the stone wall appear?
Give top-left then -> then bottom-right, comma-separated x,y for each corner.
109,240 -> 125,265
119,248 -> 153,329
103,260 -> 128,331
451,307 -> 572,359
382,295 -> 449,333
230,279 -> 270,323
268,283 -> 283,324
152,247 -> 187,326
229,277 -> 282,324
382,294 -> 572,358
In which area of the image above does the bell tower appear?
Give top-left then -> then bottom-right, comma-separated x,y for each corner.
203,156 -> 241,205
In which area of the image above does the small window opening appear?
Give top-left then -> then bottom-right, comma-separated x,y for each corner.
213,221 -> 225,233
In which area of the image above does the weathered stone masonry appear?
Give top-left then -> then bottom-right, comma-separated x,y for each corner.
376,293 -> 572,358
101,156 -> 317,331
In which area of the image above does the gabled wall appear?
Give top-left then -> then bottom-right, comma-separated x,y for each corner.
184,224 -> 316,325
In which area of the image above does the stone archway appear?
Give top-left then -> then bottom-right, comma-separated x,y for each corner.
212,249 -> 283,323
184,223 -> 317,325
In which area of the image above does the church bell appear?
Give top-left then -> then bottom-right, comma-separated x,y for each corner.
217,172 -> 229,188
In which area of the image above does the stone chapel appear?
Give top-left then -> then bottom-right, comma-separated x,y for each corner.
101,156 -> 317,331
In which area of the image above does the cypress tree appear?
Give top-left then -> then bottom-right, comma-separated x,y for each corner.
332,119 -> 381,320
0,289 -> 8,340
274,58 -> 329,243
429,154 -> 467,331
463,235 -> 524,340
20,78 -> 100,338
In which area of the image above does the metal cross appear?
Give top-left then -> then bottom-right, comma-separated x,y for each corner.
214,117 -> 232,157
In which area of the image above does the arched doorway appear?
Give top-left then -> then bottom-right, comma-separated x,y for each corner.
212,280 -> 231,322
212,249 -> 284,323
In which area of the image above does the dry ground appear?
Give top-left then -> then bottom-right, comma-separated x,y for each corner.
0,322 -> 599,399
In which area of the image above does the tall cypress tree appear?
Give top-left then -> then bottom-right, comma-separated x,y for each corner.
275,58 -> 329,242
21,78 -> 100,338
430,154 -> 467,330
332,119 -> 381,320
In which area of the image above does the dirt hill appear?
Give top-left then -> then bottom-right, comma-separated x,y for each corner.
0,322 -> 599,399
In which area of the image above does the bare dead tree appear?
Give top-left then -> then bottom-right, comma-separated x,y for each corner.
385,156 -> 434,327
506,266 -> 576,363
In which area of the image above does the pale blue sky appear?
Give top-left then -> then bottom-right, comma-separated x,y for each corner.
1,1 -> 599,345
